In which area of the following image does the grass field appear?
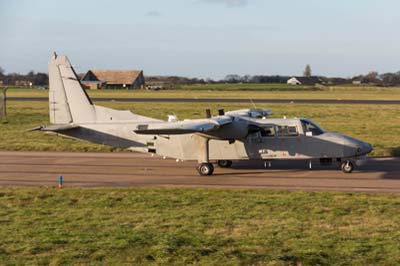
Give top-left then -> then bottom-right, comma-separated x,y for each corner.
177,83 -> 317,91
0,101 -> 399,156
1,88 -> 400,266
1,187 -> 400,265
6,86 -> 400,100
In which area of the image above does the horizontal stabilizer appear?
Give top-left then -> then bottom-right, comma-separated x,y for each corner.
29,124 -> 79,132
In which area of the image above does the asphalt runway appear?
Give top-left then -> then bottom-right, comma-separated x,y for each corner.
0,152 -> 399,193
8,97 -> 400,104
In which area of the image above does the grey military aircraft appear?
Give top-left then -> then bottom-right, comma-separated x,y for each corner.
34,54 -> 373,175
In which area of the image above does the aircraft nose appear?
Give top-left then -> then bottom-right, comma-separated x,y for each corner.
363,142 -> 373,154
356,141 -> 373,155
341,135 -> 373,156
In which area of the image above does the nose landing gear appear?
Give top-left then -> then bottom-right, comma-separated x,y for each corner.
341,161 -> 354,173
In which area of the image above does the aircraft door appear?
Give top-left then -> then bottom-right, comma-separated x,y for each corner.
275,125 -> 303,158
244,126 -> 263,159
259,124 -> 280,159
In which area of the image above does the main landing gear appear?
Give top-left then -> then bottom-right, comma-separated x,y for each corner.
196,137 -> 214,176
196,137 -> 234,176
197,163 -> 214,176
197,160 -> 233,175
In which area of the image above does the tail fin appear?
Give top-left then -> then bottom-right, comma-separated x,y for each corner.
48,53 -> 96,124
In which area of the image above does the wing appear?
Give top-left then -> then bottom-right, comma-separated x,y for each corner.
134,117 -> 232,135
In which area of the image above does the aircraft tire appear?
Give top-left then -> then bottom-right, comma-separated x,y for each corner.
217,160 -> 233,168
197,163 -> 214,176
341,161 -> 354,173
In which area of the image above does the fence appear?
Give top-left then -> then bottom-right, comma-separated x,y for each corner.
0,87 -> 7,117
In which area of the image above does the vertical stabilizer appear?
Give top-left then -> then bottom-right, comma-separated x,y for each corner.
48,53 -> 96,124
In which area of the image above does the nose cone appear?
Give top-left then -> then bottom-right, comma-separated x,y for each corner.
335,133 -> 373,157
346,137 -> 373,156
361,142 -> 373,155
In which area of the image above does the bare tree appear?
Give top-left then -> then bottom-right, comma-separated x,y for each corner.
362,71 -> 379,84
303,64 -> 312,77
224,74 -> 241,83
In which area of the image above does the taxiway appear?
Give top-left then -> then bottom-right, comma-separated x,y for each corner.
0,152 -> 399,193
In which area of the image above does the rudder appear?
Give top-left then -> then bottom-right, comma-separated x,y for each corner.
48,53 -> 96,124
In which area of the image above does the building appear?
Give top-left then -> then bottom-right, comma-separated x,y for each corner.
287,76 -> 322,86
15,80 -> 33,87
287,77 -> 301,85
145,76 -> 178,90
81,70 -> 145,89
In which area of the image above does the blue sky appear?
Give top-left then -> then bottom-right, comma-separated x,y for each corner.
0,0 -> 399,79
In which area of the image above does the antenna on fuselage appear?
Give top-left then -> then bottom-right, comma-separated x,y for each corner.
249,98 -> 257,109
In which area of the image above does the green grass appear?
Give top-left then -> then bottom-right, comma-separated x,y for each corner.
1,187 -> 400,265
177,83 -> 316,91
6,86 -> 400,100
0,101 -> 399,156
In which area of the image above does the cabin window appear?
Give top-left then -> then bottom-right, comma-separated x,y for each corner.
277,125 -> 298,136
250,111 -> 263,118
301,119 -> 324,136
261,125 -> 276,137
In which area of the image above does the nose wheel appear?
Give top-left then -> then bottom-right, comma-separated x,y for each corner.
197,163 -> 214,176
341,161 -> 354,173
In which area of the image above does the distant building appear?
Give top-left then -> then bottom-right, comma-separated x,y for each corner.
287,77 -> 301,85
145,76 -> 178,89
325,77 -> 349,85
81,70 -> 145,89
287,76 -> 322,86
15,80 -> 33,87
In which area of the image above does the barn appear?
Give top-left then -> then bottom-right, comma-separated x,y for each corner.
81,70 -> 145,89
287,76 -> 322,86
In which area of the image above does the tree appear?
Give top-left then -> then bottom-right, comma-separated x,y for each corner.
224,74 -> 241,83
362,71 -> 379,84
380,72 -> 400,86
303,64 -> 312,77
33,72 -> 48,86
0,67 -> 4,77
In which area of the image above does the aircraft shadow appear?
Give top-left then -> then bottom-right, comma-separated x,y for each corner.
227,157 -> 400,179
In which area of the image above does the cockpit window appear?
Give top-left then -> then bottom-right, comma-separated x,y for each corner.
260,125 -> 276,137
301,119 -> 324,136
249,111 -> 263,119
277,125 -> 299,136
